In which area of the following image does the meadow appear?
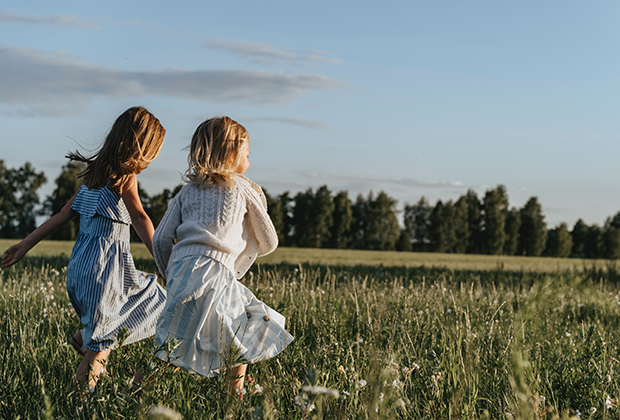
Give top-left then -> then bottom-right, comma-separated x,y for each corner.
1,241 -> 620,419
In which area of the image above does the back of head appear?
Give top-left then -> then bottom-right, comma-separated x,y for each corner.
68,106 -> 166,191
185,116 -> 248,188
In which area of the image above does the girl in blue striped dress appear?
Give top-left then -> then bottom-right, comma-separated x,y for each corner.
152,116 -> 293,395
2,106 -> 167,391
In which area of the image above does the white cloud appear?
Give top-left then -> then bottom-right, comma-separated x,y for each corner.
247,116 -> 327,129
0,10 -> 100,29
0,47 -> 346,116
204,38 -> 342,66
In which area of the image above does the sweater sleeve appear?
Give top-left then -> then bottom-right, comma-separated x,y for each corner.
232,178 -> 278,278
153,192 -> 183,275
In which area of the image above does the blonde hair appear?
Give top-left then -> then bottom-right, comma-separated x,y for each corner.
184,116 -> 248,187
67,106 -> 165,192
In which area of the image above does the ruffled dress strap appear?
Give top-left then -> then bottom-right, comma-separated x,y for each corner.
71,184 -> 131,224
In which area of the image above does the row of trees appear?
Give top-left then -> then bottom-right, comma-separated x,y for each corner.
2,160 -> 620,259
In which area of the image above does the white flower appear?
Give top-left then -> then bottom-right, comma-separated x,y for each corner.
606,395 -> 614,409
301,385 -> 339,398
359,379 -> 367,387
342,390 -> 350,396
145,405 -> 182,420
590,407 -> 597,414
254,384 -> 263,394
539,395 -> 546,405
565,332 -> 571,337
358,337 -> 364,344
236,387 -> 247,396
447,308 -> 452,313
391,379 -> 400,388
575,409 -> 581,418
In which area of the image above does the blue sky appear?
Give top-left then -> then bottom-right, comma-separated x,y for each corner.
1,1 -> 619,228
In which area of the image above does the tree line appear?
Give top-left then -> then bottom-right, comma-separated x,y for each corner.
2,160 -> 620,259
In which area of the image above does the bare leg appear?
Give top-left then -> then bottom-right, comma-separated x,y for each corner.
227,364 -> 248,397
76,348 -> 111,390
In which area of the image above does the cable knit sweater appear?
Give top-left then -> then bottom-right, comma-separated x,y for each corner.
152,175 -> 278,279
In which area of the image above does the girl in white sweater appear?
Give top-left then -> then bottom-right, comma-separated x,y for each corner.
152,116 -> 293,395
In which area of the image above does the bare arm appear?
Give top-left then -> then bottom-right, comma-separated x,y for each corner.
121,174 -> 156,258
2,190 -> 78,268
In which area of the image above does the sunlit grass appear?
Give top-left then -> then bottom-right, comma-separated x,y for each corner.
2,255 -> 620,418
0,239 -> 609,273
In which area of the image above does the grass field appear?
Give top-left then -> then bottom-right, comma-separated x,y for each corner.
1,241 -> 620,419
0,239 -> 610,273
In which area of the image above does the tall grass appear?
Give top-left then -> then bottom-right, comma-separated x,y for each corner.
1,257 -> 620,418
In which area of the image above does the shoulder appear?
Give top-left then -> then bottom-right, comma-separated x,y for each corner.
234,175 -> 264,195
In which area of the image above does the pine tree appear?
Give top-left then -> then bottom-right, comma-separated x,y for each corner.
518,196 -> 547,256
503,208 -> 521,255
545,222 -> 573,258
329,191 -> 352,248
482,185 -> 508,255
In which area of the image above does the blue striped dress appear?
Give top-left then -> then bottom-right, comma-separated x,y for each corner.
66,184 -> 166,352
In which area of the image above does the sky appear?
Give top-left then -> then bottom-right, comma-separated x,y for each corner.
1,1 -> 619,228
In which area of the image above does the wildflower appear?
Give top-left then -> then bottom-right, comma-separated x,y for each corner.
358,337 -> 364,344
590,407 -> 597,414
391,379 -> 400,388
269,287 -> 274,291
301,385 -> 339,398
254,384 -> 263,394
447,308 -> 452,313
359,379 -> 367,387
338,365 -> 346,374
146,405 -> 182,420
539,395 -> 546,405
565,332 -> 571,337
342,390 -> 350,397
52,270 -> 60,276
575,409 -> 581,418
236,387 -> 247,397
606,395 -> 615,409
294,394 -> 315,412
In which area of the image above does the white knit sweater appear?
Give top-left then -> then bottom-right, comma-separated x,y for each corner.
152,175 -> 278,279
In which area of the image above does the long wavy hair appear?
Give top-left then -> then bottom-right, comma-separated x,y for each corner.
184,116 -> 248,188
67,106 -> 165,192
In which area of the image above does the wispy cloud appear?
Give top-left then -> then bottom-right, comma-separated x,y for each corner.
0,47 -> 346,116
0,10 -> 100,29
204,38 -> 342,66
247,116 -> 327,129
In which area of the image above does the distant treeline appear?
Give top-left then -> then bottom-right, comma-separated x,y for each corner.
2,160 -> 620,259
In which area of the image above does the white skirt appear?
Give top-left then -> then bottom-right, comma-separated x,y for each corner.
154,255 -> 293,376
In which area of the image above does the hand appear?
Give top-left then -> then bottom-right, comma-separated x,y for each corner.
1,243 -> 28,268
